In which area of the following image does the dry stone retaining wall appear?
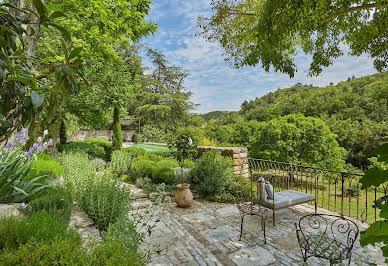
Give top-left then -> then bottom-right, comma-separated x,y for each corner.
69,130 -> 136,142
197,146 -> 249,177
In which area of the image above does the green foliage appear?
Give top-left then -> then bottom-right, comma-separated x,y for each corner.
102,217 -> 143,255
203,123 -> 233,144
249,114 -> 346,170
59,152 -> 131,231
77,173 -> 131,231
151,159 -> 179,184
131,159 -> 155,180
207,175 -> 251,203
25,187 -> 73,223
0,238 -> 87,265
228,120 -> 260,147
189,150 -> 234,196
149,150 -> 174,158
27,153 -> 64,183
135,152 -> 164,162
360,143 -> 388,262
142,125 -> 173,143
0,1 -> 82,141
134,49 -> 194,131
61,138 -> 112,161
0,235 -> 144,265
240,73 -> 388,167
123,147 -> 147,158
112,107 -> 123,151
201,111 -> 232,122
0,211 -> 80,251
108,150 -> 132,177
0,148 -> 49,203
199,1 -> 388,77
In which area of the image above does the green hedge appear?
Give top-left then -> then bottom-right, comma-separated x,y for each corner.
189,150 -> 234,196
60,138 -> 112,161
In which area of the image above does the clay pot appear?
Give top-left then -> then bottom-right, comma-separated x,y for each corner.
175,183 -> 193,208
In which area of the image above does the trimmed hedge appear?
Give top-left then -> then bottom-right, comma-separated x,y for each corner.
60,138 -> 112,161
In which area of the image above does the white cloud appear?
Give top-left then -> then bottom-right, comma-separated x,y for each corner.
144,0 -> 377,113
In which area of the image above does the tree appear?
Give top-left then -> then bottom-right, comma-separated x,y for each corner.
249,114 -> 346,170
112,107 -> 122,151
359,143 -> 388,262
0,1 -> 81,142
32,0 -> 156,137
59,120 -> 67,145
198,0 -> 388,77
133,49 -> 195,131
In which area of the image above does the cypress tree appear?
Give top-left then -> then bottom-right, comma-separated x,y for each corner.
112,106 -> 122,150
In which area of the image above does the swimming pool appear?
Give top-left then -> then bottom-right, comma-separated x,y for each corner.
124,143 -> 169,152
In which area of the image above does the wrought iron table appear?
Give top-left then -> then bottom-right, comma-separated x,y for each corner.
236,201 -> 268,243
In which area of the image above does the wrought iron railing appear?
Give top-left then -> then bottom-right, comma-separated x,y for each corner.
248,158 -> 387,223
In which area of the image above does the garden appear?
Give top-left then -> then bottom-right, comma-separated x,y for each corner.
1,0 -> 387,265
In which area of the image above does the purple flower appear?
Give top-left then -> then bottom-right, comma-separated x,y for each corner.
37,145 -> 44,152
48,139 -> 53,146
37,136 -> 43,143
28,146 -> 35,154
22,128 -> 29,134
25,152 -> 32,159
4,143 -> 14,149
43,129 -> 48,136
43,142 -> 48,149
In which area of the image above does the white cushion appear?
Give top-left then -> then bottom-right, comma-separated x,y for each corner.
257,177 -> 267,201
257,190 -> 314,209
265,181 -> 274,199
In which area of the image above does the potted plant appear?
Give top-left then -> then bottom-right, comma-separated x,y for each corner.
170,135 -> 195,208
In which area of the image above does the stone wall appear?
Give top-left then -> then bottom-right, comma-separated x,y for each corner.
197,146 -> 249,178
69,130 -> 136,142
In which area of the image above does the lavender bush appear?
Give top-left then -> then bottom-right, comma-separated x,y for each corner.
0,128 -> 53,203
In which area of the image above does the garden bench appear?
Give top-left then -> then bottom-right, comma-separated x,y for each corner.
255,178 -> 317,225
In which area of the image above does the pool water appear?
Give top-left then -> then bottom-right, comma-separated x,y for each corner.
124,143 -> 169,152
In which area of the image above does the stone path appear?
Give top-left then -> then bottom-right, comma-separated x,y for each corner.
69,204 -> 101,246
128,187 -> 386,266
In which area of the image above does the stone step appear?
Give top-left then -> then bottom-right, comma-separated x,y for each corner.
130,199 -> 153,210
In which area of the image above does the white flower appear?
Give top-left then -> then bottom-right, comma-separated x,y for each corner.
43,129 -> 48,136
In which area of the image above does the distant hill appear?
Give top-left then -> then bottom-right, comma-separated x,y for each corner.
201,111 -> 232,122
239,72 -> 388,167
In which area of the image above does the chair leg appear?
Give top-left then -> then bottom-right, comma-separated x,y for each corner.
261,217 -> 266,244
273,210 -> 275,226
239,215 -> 244,241
348,254 -> 352,266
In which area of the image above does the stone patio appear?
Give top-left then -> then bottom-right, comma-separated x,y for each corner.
131,199 -> 386,266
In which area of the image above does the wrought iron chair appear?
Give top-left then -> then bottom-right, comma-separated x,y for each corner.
295,214 -> 359,265
235,172 -> 268,243
236,200 -> 268,243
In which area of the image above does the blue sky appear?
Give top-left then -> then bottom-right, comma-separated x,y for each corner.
144,0 -> 377,114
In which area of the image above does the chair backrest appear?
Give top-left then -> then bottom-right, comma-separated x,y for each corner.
297,214 -> 359,249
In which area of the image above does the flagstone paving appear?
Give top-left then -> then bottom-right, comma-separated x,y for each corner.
133,199 -> 386,266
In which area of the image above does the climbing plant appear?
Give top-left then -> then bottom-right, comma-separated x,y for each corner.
360,143 -> 388,262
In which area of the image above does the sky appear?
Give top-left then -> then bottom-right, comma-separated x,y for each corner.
143,0 -> 378,114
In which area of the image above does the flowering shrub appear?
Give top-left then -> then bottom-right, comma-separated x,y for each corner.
0,128 -> 53,203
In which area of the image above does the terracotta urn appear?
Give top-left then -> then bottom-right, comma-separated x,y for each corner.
175,183 -> 193,208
